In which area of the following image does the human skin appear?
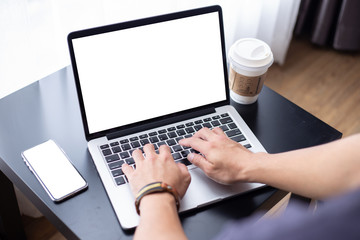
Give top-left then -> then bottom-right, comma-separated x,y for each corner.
123,128 -> 360,239
180,128 -> 360,199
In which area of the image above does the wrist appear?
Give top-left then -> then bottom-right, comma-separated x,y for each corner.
135,192 -> 187,240
135,182 -> 180,215
139,193 -> 177,214
241,151 -> 269,182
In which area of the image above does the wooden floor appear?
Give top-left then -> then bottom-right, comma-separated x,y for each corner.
266,38 -> 360,137
21,215 -> 66,240
21,38 -> 360,239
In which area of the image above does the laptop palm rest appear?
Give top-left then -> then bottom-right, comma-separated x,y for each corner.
180,167 -> 265,211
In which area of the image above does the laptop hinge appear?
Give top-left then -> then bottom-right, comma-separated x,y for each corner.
106,107 -> 216,140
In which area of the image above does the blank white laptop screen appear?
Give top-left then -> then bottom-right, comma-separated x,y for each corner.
72,12 -> 226,134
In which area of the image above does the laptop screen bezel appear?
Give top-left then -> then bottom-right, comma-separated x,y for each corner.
67,5 -> 230,141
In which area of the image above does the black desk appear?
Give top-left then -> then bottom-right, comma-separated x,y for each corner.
0,66 -> 341,239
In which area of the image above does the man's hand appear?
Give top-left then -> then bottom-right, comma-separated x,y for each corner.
122,144 -> 191,198
179,127 -> 260,184
122,144 -> 190,240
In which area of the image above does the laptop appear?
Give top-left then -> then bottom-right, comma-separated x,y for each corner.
67,5 -> 266,229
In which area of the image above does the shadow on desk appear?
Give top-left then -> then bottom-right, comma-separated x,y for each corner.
0,66 -> 341,240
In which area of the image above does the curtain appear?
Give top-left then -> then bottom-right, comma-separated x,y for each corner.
0,0 -> 300,100
294,0 -> 360,50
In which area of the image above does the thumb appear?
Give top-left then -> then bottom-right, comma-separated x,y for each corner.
176,163 -> 191,197
187,153 -> 211,172
177,162 -> 190,177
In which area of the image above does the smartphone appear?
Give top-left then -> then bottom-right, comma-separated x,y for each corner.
22,140 -> 88,202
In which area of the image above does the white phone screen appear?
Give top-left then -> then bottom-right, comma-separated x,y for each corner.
22,140 -> 88,202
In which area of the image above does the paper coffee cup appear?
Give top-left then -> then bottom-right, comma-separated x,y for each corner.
228,38 -> 273,104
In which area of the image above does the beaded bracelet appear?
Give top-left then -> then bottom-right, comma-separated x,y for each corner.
135,182 -> 180,215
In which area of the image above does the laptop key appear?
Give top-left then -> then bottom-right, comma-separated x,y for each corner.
102,148 -> 112,156
181,150 -> 190,158
130,136 -> 139,141
176,129 -> 186,136
167,139 -> 176,146
167,127 -> 176,131
231,134 -> 246,142
115,176 -> 126,185
183,145 -> 191,149
112,168 -> 124,177
120,152 -> 130,159
185,122 -> 194,127
140,139 -> 150,146
131,141 -> 141,148
112,146 -> 122,153
194,125 -> 203,131
109,160 -> 125,170
121,143 -> 131,151
150,136 -> 159,143
149,131 -> 157,136
219,125 -> 229,132
244,144 -> 252,149
176,124 -> 185,129
203,117 -> 212,122
139,134 -> 148,139
203,122 -> 212,128
105,154 -> 120,163
194,120 -> 203,124
220,117 -> 233,124
125,158 -> 135,165
228,123 -> 237,129
173,145 -> 183,152
211,120 -> 221,127
157,141 -> 167,147
185,127 -> 195,134
167,131 -> 177,139
158,129 -> 167,134
100,144 -> 109,149
158,134 -> 168,141
172,152 -> 181,160
177,159 -> 192,166
226,128 -> 242,138
110,141 -> 119,146
120,139 -> 129,144
220,113 -> 229,117
190,148 -> 200,154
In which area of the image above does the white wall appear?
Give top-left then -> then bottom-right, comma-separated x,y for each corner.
0,0 -> 300,100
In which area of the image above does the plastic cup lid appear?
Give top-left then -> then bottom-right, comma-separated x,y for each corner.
229,38 -> 273,71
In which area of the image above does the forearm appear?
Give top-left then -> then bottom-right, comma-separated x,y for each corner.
134,193 -> 187,240
248,134 -> 360,199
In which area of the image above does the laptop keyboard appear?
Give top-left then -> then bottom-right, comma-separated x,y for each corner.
99,113 -> 251,186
